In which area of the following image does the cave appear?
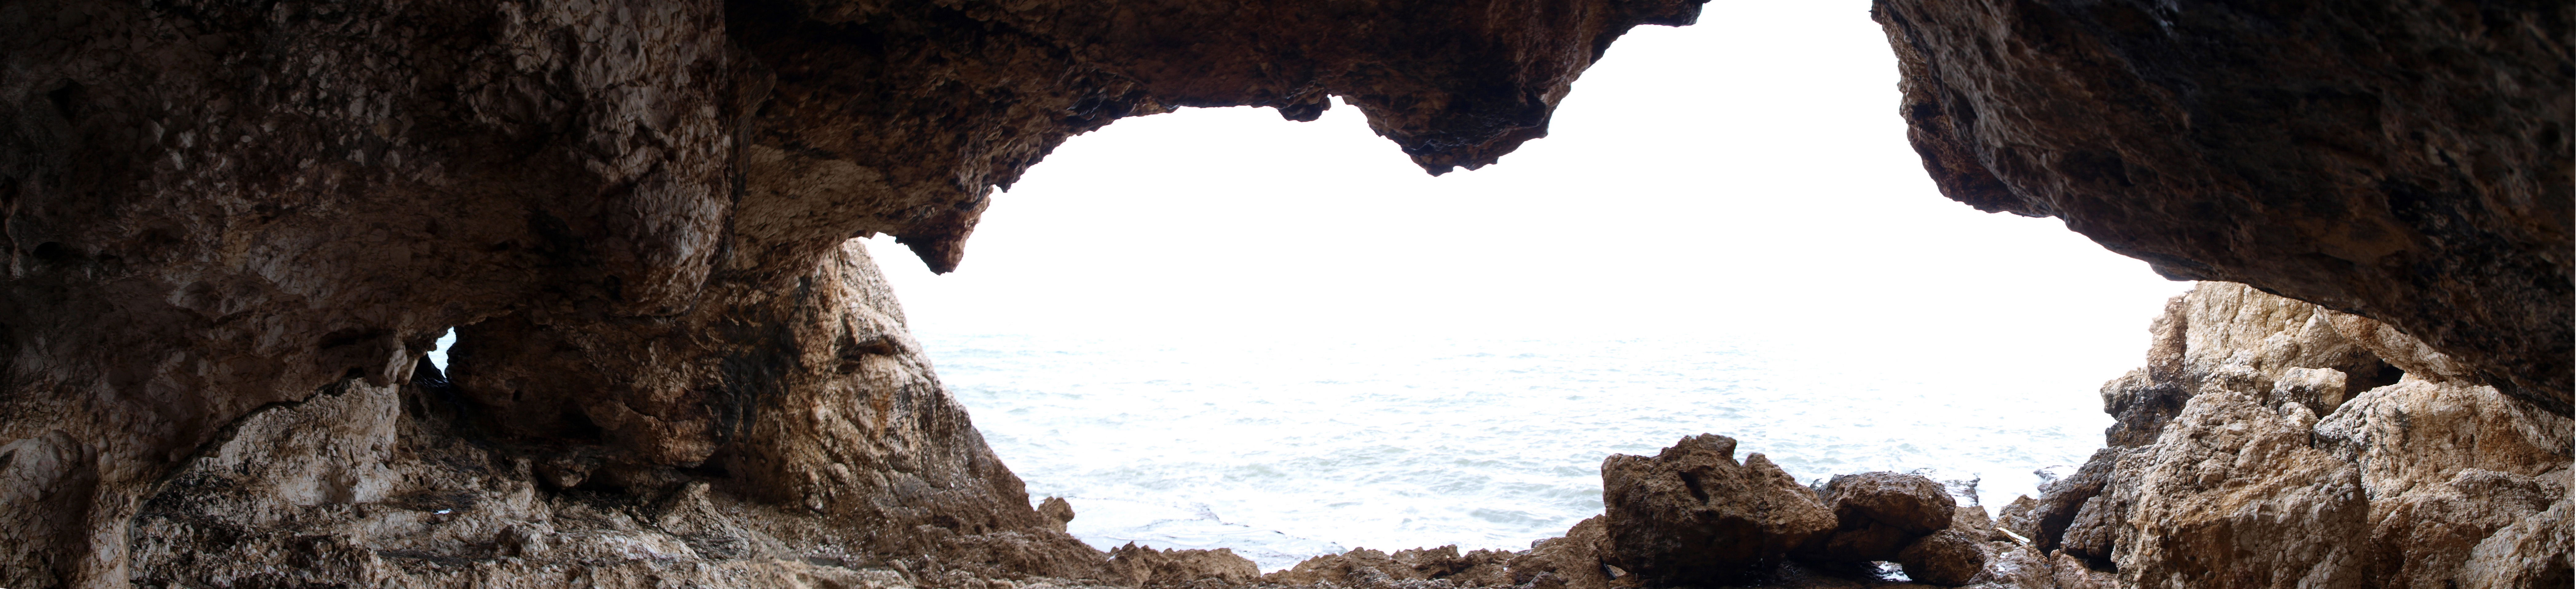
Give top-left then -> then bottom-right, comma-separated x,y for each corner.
0,0 -> 2566,588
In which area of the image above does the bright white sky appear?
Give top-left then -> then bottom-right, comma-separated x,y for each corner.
864,2 -> 2192,382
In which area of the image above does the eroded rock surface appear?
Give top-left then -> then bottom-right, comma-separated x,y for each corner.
1873,0 -> 2573,411
2,0 -> 2565,587
0,0 -> 1706,585
2014,283 -> 2572,588
1600,434 -> 1838,586
1817,472 -> 1957,563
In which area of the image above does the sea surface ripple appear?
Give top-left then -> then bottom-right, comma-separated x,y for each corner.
929,332 -> 2112,571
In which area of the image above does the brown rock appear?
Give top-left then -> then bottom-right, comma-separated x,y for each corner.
1109,543 -> 1261,586
1818,472 -> 1956,562
1039,497 -> 1077,533
1515,516 -> 1616,589
1600,434 -> 1837,586
1894,530 -> 1985,586
1270,548 -> 1413,586
2046,551 -> 2120,589
2000,448 -> 2122,554
1874,0 -> 2572,410
1829,472 -> 1957,535
1992,496 -> 2040,546
0,0 -> 1710,584
1957,541 -> 2053,589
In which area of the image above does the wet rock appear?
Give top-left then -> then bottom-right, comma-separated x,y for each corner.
1600,434 -> 1836,586
1818,472 -> 1956,562
1109,544 -> 1260,586
1894,530 -> 1984,586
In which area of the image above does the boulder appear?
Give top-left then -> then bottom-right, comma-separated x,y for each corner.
1600,434 -> 1836,586
1816,472 -> 1955,562
1895,529 -> 1987,586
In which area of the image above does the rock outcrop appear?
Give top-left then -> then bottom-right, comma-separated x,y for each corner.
3,0 -> 2566,586
124,245 -> 1114,589
1108,544 -> 1261,587
1817,472 -> 1958,563
1402,284 -> 2568,588
1600,434 -> 1838,586
0,0 -> 1708,586
1873,0 -> 2573,412
2011,283 -> 2573,588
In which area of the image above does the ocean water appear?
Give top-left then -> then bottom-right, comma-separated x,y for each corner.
928,331 -> 2118,571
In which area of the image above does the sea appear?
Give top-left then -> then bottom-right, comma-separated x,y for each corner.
926,331 -> 2119,571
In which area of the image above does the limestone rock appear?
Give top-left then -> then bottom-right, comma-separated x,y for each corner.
1268,543 -> 1534,588
1270,548 -> 1412,586
2043,551 -> 2119,589
1041,497 -> 1077,533
1600,434 -> 1837,586
1953,541 -> 2050,589
1997,449 -> 2122,554
2454,495 -> 2575,588
1894,530 -> 1984,586
1874,0 -> 2572,409
1818,472 -> 1957,563
1108,544 -> 1260,587
2022,283 -> 2575,588
2113,389 -> 2373,588
2312,376 -> 2574,587
1947,505 -> 1998,543
0,0 -> 1712,583
2097,283 -> 2400,446
1514,516 -> 1616,589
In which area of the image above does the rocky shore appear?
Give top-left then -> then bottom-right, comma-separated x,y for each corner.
1127,283 -> 2569,589
1,0 -> 2563,587
111,281 -> 2567,588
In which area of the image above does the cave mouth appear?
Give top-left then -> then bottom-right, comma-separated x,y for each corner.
860,5 -> 2190,568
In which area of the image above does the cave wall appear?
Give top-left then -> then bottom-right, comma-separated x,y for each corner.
2,0 -> 2568,587
1872,0 -> 2573,412
0,0 -> 1706,586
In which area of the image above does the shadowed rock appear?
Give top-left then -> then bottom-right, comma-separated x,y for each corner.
1894,529 -> 1984,586
1600,434 -> 1836,586
1817,472 -> 1956,563
0,0 -> 1710,585
1873,0 -> 2572,410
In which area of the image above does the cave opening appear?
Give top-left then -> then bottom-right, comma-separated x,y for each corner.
865,2 -> 2192,570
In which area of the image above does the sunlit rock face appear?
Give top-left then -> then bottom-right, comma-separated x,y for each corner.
1873,0 -> 2573,412
0,0 -> 1704,586
2017,283 -> 2572,588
